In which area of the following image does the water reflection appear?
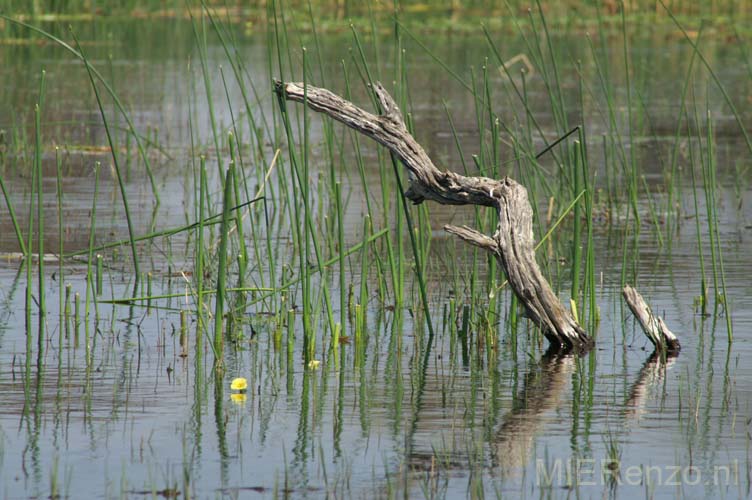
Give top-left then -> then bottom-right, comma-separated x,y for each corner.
625,351 -> 679,419
493,349 -> 576,475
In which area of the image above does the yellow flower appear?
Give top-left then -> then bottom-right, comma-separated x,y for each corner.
231,393 -> 247,404
307,360 -> 321,370
230,377 -> 248,391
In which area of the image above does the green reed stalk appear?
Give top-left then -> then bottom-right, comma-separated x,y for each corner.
482,67 -> 499,301
416,206 -> 432,280
214,164 -> 235,368
342,63 -> 375,222
349,26 -> 378,104
619,205 -> 631,289
220,69 -> 250,199
226,228 -> 388,314
305,0 -> 340,195
484,25 -> 563,173
74,292 -> 80,346
275,72 -> 336,345
34,70 -> 46,349
666,27 -> 701,239
24,134 -> 36,410
395,177 -> 405,308
96,254 -> 103,296
102,287 -> 272,306
272,41 -> 305,337
390,15 -> 405,309
342,71 -> 388,300
335,182 -> 346,337
358,216 -> 371,337
62,197 -> 258,259
84,163 -> 100,364
146,272 -> 153,313
345,33 -> 390,303
390,153 -> 435,339
639,175 -> 665,248
201,1 -> 272,160
56,148 -> 64,329
262,189 -> 278,313
72,32 -> 140,282
571,141 -> 582,307
180,310 -> 188,358
468,69 -> 485,320
691,97 -> 720,321
350,25 -> 434,339
266,2 -> 280,140
190,12 -> 223,182
394,19 -> 471,92
0,173 -> 26,254
704,111 -> 733,341
220,68 -> 268,300
196,157 -> 207,346
535,0 -> 568,132
302,49 -> 314,348
64,284 -> 71,339
577,129 -> 597,331
270,1 -> 301,143
621,7 -> 640,227
686,116 -> 708,317
584,32 -> 630,208
228,134 -> 248,296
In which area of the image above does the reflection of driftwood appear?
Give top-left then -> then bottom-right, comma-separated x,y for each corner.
493,350 -> 576,473
275,80 -> 591,351
622,285 -> 680,353
625,350 -> 679,418
622,285 -> 680,419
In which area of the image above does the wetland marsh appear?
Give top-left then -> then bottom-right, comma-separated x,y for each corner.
0,4 -> 751,499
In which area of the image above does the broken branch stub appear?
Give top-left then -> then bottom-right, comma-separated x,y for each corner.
274,80 -> 592,351
622,285 -> 680,354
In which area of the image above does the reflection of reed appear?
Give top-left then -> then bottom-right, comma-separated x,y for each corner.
624,350 -> 678,419
492,349 -> 576,474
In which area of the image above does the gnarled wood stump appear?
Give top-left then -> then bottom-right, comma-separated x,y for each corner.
274,80 -> 592,351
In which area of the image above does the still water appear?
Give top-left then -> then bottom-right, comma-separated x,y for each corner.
0,17 -> 751,499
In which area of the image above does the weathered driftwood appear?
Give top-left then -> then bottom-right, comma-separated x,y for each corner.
622,285 -> 680,353
275,80 -> 591,351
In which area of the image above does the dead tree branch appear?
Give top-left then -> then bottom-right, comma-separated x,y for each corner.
275,80 -> 592,351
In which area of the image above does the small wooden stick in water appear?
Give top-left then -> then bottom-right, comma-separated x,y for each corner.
622,285 -> 680,353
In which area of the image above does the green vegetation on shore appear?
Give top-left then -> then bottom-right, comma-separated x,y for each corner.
1,0 -> 750,34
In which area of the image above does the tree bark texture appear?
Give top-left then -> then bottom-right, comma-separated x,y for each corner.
275,80 -> 592,350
